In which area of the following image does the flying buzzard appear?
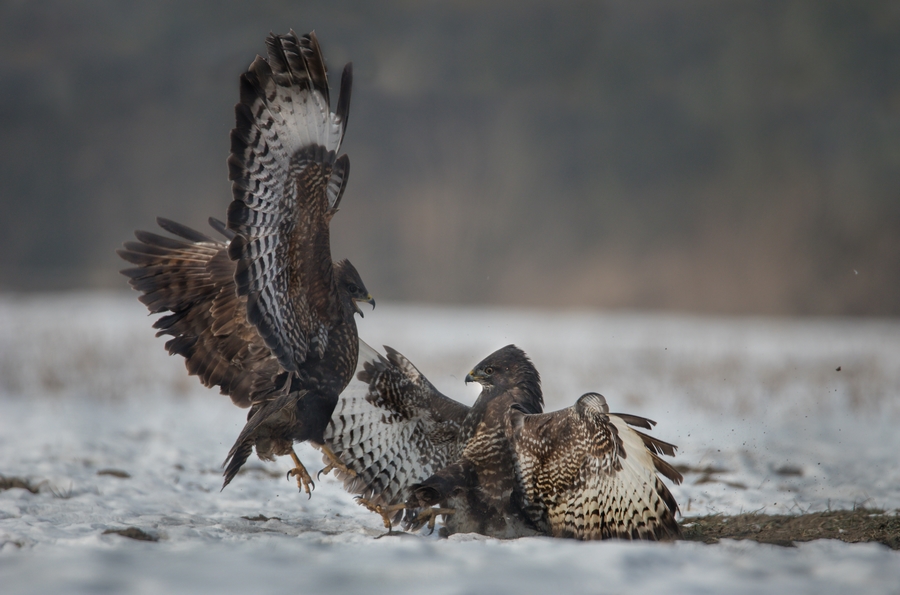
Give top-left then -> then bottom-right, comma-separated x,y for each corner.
118,31 -> 373,495
326,343 -> 682,540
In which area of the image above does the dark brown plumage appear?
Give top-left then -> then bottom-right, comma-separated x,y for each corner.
119,217 -> 279,408
327,343 -> 682,540
404,345 -> 545,537
118,31 -> 373,494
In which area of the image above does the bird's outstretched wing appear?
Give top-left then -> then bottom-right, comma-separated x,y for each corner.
324,341 -> 470,522
118,217 -> 280,407
506,392 -> 682,540
227,30 -> 353,374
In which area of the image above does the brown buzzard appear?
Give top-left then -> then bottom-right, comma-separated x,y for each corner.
327,343 -> 682,540
118,31 -> 373,494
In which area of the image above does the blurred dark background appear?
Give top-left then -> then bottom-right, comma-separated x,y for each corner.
1,0 -> 898,315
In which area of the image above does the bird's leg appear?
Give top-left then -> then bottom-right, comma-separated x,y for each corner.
356,497 -> 409,531
286,449 -> 314,498
315,443 -> 357,478
409,506 -> 456,534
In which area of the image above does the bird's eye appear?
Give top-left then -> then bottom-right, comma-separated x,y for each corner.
484,366 -> 494,375
348,283 -> 359,293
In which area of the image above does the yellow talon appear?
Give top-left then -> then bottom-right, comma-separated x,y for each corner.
356,497 -> 409,531
407,506 -> 456,534
316,443 -> 357,478
287,449 -> 314,498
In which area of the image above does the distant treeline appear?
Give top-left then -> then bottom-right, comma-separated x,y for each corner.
1,0 -> 897,315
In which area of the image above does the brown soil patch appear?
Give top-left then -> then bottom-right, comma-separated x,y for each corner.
102,527 -> 159,542
96,469 -> 131,478
0,475 -> 44,494
681,509 -> 900,549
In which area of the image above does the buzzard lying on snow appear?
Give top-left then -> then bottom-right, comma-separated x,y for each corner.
118,31 -> 373,494
327,343 -> 683,540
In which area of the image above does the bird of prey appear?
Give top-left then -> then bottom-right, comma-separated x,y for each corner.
503,392 -> 682,540
326,343 -> 682,540
118,30 -> 373,495
404,345 -> 546,538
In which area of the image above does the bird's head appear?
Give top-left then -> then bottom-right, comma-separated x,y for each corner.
465,344 -> 541,398
335,259 -> 375,317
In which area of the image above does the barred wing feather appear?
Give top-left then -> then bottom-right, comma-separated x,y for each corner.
324,341 -> 470,521
227,30 -> 353,374
507,392 -> 682,541
118,218 -> 281,407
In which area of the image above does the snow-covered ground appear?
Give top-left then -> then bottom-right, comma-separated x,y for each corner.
1,292 -> 899,594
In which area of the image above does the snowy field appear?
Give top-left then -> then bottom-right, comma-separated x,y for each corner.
1,292 -> 899,594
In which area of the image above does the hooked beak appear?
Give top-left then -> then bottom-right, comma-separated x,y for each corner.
353,294 -> 375,318
465,370 -> 476,384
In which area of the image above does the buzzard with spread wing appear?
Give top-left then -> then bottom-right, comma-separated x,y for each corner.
505,392 -> 682,540
118,31 -> 373,494
327,343 -> 682,540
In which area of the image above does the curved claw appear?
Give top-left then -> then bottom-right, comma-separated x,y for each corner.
286,466 -> 314,498
405,506 -> 455,534
285,449 -> 315,498
316,464 -> 333,481
316,444 -> 357,478
356,497 -> 410,532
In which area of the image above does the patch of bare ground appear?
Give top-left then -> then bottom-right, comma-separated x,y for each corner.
102,527 -> 159,542
0,475 -> 44,493
681,509 -> 900,549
